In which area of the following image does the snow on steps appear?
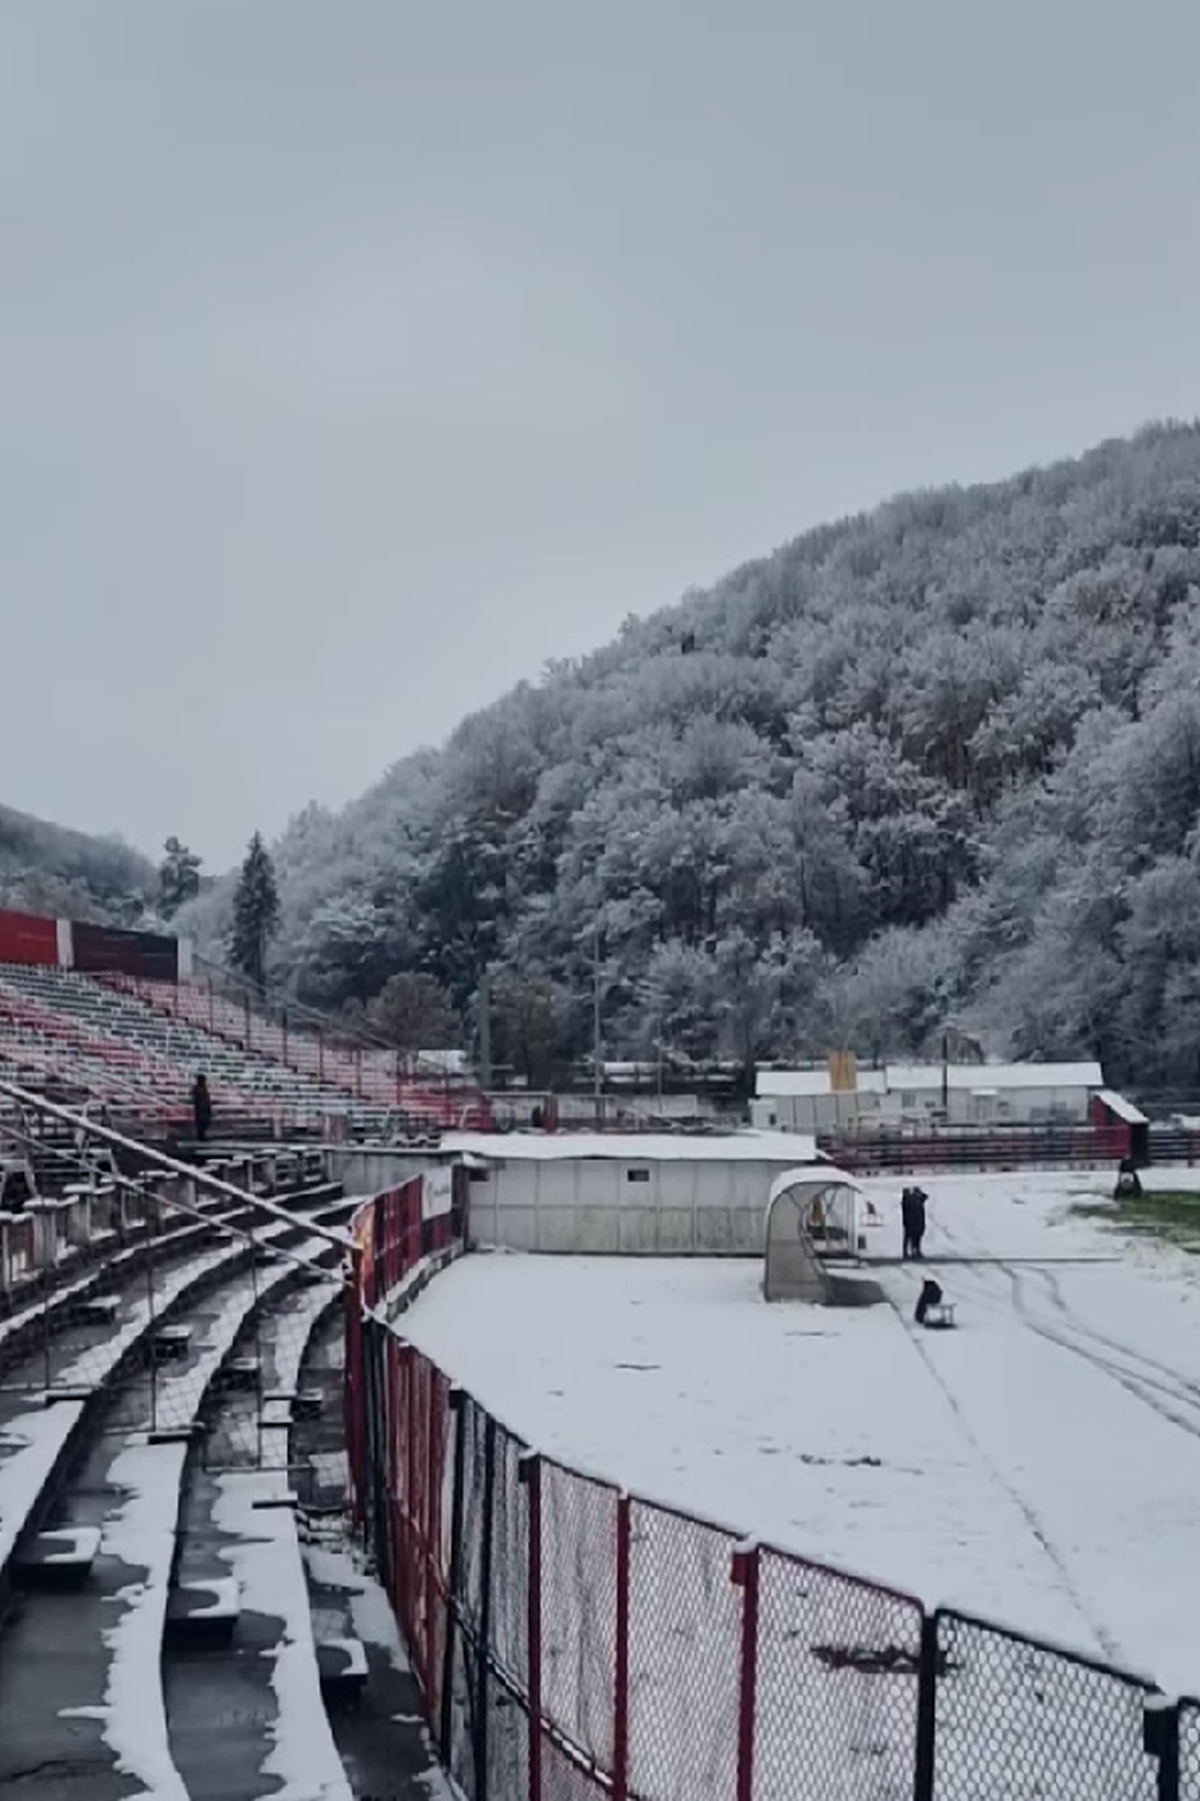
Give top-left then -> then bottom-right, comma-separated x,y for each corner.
0,1197 -> 338,1600
167,1269 -> 352,1800
14,1524 -> 102,1588
93,1231 -> 338,1800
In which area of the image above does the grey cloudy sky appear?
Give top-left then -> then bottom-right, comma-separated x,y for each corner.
2,1 -> 1197,870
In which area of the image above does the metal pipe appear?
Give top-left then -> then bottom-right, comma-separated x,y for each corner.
0,1076 -> 351,1251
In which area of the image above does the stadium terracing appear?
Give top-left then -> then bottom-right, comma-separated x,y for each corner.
0,905 -> 491,1141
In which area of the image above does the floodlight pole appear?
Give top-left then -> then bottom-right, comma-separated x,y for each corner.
592,919 -> 603,1125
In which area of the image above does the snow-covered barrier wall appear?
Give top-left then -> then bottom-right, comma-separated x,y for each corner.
343,1225 -> 1200,1799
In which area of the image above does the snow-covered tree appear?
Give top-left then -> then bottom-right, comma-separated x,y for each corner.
369,972 -> 459,1053
158,836 -> 202,917
150,420 -> 1200,1088
229,832 -> 279,994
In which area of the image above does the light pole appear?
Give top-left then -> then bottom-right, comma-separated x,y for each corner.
592,919 -> 602,1124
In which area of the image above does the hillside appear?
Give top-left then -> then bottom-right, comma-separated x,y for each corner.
183,420 -> 1200,1093
0,802 -> 156,926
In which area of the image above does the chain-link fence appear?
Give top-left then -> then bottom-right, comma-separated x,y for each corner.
1179,1698 -> 1200,1798
354,1324 -> 1200,1801
928,1608 -> 1163,1800
342,1176 -> 1200,1801
755,1546 -> 923,1801
626,1497 -> 742,1801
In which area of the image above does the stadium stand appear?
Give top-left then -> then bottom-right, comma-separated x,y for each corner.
0,910 -> 489,1140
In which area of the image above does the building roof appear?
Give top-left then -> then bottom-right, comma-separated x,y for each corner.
756,1068 -> 887,1098
440,1130 -> 821,1165
756,1060 -> 1103,1098
1095,1088 -> 1149,1126
886,1061 -> 1103,1093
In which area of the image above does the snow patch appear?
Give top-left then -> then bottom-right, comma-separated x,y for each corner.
304,1540 -> 411,1674
215,1470 -> 352,1801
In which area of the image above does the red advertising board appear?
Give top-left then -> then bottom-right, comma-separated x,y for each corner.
0,908 -> 59,967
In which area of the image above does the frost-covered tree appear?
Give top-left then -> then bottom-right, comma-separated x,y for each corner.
369,972 -> 459,1053
160,420 -> 1200,1089
158,836 -> 202,917
230,832 -> 279,994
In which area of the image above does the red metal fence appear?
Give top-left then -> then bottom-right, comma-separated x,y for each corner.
345,1198 -> 1200,1799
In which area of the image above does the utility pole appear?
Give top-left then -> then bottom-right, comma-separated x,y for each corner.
941,1031 -> 949,1117
592,921 -> 602,1126
478,974 -> 493,1093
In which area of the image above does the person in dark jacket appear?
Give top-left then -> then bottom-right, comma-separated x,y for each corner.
915,1277 -> 944,1325
901,1186 -> 928,1260
191,1073 -> 212,1142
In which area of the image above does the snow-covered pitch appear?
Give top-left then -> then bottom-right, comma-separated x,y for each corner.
401,1169 -> 1200,1699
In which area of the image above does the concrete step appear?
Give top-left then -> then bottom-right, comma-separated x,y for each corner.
14,1525 -> 101,1590
165,1576 -> 240,1649
317,1637 -> 369,1707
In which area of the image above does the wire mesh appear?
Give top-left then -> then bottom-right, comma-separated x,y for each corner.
626,1498 -> 741,1801
931,1609 -> 1162,1800
540,1730 -> 612,1801
445,1393 -> 492,1801
755,1546 -> 922,1801
1180,1698 -> 1200,1799
423,1361 -> 453,1730
488,1663 -> 530,1801
490,1420 -> 530,1692
402,1349 -> 454,1706
540,1458 -> 621,1774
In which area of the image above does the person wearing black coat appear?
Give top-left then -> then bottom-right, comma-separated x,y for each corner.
901,1186 -> 928,1260
191,1072 -> 213,1142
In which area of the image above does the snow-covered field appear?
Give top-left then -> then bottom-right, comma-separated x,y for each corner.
400,1169 -> 1200,1698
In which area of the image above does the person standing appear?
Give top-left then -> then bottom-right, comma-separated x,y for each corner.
908,1185 -> 928,1259
191,1072 -> 212,1142
900,1187 -> 917,1259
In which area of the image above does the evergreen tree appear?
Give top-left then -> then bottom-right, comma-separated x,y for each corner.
158,836 -> 202,917
230,831 -> 279,993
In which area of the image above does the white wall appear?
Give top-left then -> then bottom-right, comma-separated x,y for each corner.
464,1154 -> 799,1254
328,1145 -> 441,1195
752,1086 -> 1092,1133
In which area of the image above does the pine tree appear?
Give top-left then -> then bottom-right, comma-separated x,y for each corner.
158,836 -> 202,917
230,831 -> 279,994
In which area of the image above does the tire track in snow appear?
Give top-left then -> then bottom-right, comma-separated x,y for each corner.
880,1268 -> 1123,1664
925,1213 -> 1200,1444
1001,1264 -> 1200,1443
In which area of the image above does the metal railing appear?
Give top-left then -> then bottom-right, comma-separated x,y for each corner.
346,1228 -> 1200,1801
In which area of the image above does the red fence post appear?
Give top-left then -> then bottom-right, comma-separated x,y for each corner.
731,1542 -> 761,1801
520,1453 -> 543,1801
613,1491 -> 631,1801
344,1246 -> 366,1530
440,1386 -> 468,1767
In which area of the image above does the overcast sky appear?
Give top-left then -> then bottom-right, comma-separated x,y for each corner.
2,1 -> 1197,870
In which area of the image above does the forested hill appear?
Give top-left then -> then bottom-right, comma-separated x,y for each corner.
0,803 -> 155,924
186,420 -> 1200,1092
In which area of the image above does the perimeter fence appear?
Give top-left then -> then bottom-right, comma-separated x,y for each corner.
346,1187 -> 1200,1800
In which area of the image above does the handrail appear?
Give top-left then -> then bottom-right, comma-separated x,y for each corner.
190,950 -> 400,1056
0,1076 -> 353,1251
0,1115 -> 346,1287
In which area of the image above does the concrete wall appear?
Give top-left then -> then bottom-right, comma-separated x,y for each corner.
463,1155 -> 795,1254
327,1145 -> 444,1197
